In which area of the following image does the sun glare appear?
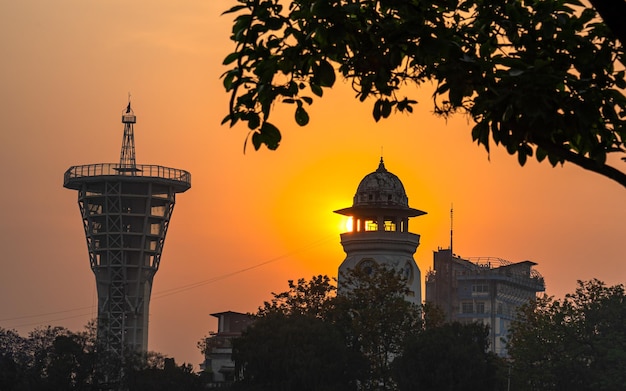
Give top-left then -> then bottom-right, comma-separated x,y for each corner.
343,216 -> 354,233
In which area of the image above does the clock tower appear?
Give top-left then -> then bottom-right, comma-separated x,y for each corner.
334,158 -> 426,305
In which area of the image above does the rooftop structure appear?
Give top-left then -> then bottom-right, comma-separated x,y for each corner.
63,102 -> 190,359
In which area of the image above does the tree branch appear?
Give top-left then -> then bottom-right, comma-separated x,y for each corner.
535,140 -> 626,189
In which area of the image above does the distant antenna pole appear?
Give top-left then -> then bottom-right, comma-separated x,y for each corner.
450,204 -> 454,253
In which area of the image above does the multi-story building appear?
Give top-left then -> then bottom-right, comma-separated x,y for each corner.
200,311 -> 254,385
425,248 -> 545,356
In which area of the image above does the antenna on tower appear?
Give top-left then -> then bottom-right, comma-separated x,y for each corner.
450,203 -> 454,254
117,97 -> 140,173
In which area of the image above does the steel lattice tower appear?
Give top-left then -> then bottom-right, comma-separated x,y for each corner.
63,102 -> 190,358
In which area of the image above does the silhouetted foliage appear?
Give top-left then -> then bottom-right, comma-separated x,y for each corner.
393,322 -> 504,391
6,325 -> 90,391
0,322 -> 205,391
232,275 -> 364,391
232,267 -> 422,390
0,328 -> 28,391
421,301 -> 446,330
126,357 -> 203,391
507,279 -> 626,391
335,264 -> 422,390
222,0 -> 626,188
231,269 -> 512,391
233,312 -> 363,391
258,274 -> 337,319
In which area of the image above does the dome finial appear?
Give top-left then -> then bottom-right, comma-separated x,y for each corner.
377,156 -> 387,172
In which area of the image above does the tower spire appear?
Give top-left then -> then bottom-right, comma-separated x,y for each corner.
118,99 -> 138,173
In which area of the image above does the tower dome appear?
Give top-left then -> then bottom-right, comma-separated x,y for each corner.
335,158 -> 425,218
353,158 -> 409,208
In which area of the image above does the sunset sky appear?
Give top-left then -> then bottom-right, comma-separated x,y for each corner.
1,0 -> 625,367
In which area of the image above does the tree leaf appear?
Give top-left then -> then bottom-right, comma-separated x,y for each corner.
315,60 -> 336,87
247,112 -> 260,130
373,99 -> 382,122
223,52 -> 240,66
381,99 -> 393,118
295,106 -> 310,126
221,4 -> 248,16
311,83 -> 323,97
518,149 -> 528,166
252,122 -> 282,151
536,147 -> 548,162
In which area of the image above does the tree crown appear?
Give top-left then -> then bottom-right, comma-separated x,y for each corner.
222,0 -> 626,188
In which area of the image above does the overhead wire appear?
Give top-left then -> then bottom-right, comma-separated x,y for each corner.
1,234 -> 337,329
152,234 -> 335,299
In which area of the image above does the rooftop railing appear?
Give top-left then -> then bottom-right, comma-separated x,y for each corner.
64,163 -> 191,189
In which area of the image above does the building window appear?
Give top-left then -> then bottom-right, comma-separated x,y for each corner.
365,220 -> 378,231
461,302 -> 473,314
476,302 -> 485,314
473,284 -> 489,293
383,220 -> 396,231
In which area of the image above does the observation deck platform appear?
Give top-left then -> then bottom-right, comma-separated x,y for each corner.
63,163 -> 191,192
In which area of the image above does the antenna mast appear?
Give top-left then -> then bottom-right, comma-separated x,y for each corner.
118,99 -> 138,173
450,204 -> 454,253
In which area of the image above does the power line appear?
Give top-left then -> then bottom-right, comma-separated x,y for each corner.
0,306 -> 94,322
1,234 -> 336,328
10,311 -> 95,329
153,234 -> 335,299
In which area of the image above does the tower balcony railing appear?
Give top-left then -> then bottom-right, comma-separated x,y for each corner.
64,163 -> 191,189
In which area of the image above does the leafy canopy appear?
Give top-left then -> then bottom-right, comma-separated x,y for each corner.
336,264 -> 423,390
231,274 -> 362,391
393,322 -> 503,391
222,0 -> 626,188
232,268 -> 425,391
257,274 -> 337,318
230,270 -> 506,391
0,322 -> 203,391
507,279 -> 626,391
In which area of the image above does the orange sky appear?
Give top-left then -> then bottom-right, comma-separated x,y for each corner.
1,0 -> 625,368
